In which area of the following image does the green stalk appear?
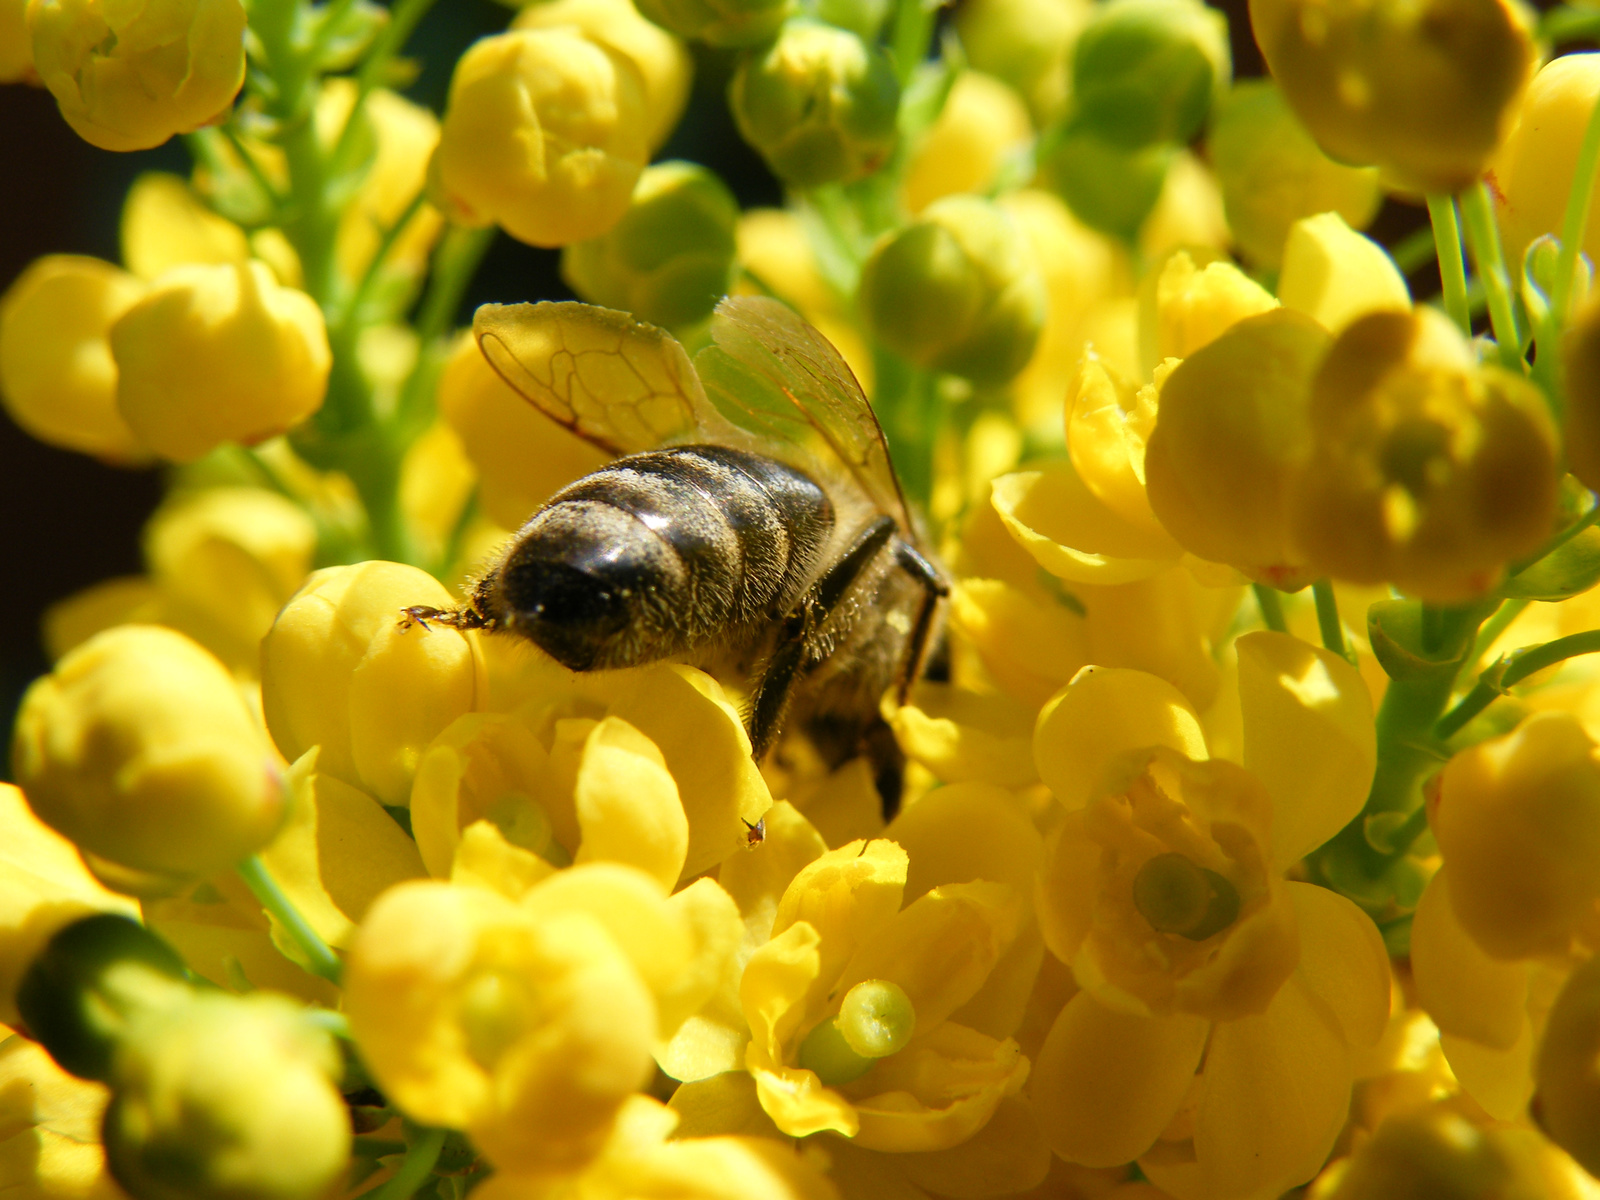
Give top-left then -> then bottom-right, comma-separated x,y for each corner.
1252,583 -> 1288,633
1458,182 -> 1524,369
328,0 -> 442,178
359,1129 -> 447,1200
1311,578 -> 1352,662
1553,86 -> 1600,327
1469,597 -> 1529,666
1436,627 -> 1600,739
236,856 -> 343,985
1427,194 -> 1472,336
889,0 -> 937,89
1388,226 -> 1439,277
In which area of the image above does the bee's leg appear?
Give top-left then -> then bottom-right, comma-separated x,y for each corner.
747,516 -> 898,759
397,605 -> 490,632
891,540 -> 949,705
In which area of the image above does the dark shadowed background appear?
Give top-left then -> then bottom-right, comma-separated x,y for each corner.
2,0 -> 1396,768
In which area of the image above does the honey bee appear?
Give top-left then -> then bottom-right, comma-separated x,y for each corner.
402,295 -> 946,777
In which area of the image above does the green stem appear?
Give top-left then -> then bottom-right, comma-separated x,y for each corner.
888,0 -> 937,89
1311,578 -> 1352,663
1511,498 -> 1600,575
236,856 -> 343,985
1379,801 -> 1433,858
1435,628 -> 1600,740
1553,86 -> 1600,327
328,0 -> 441,178
339,189 -> 431,327
359,1129 -> 446,1200
1469,597 -> 1529,665
1427,193 -> 1472,337
1252,583 -> 1288,633
1459,182 -> 1524,369
1389,225 -> 1439,277
412,225 -> 494,348
218,125 -> 285,211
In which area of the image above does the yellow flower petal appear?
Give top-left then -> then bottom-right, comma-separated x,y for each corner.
260,750 -> 425,951
895,1094 -> 1052,1198
1285,881 -> 1389,1048
1035,665 -> 1207,812
1030,991 -> 1209,1168
120,172 -> 249,282
886,782 -> 1043,901
949,579 -> 1089,708
888,685 -> 1038,789
1236,631 -> 1376,869
1276,212 -> 1410,336
992,464 -> 1182,585
0,1033 -> 119,1200
1440,1024 -> 1537,1123
573,716 -> 688,890
850,1022 -> 1030,1152
1409,868 -> 1529,1051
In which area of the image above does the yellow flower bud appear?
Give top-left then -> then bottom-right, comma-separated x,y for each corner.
729,20 -> 900,189
1208,80 -> 1382,269
1493,54 -> 1600,273
10,626 -> 285,894
29,0 -> 247,152
0,783 -> 139,1025
513,0 -> 692,151
1290,308 -> 1559,603
1145,308 -> 1328,587
633,0 -> 788,48
1071,0 -> 1229,150
954,0 -> 1087,125
0,0 -> 33,82
1564,288 -> 1600,494
120,172 -> 250,282
105,992 -> 348,1200
0,255 -> 147,461
1536,954 -> 1600,1178
143,487 -> 318,673
562,161 -> 739,330
260,562 -> 484,807
903,71 -> 1032,214
1248,0 -> 1534,192
1145,248 -> 1277,368
1431,712 -> 1600,960
431,29 -> 649,248
0,1032 -> 120,1199
345,879 -> 657,1173
109,261 -> 330,463
436,331 -> 610,530
858,195 -> 1046,385
1277,211 -> 1411,336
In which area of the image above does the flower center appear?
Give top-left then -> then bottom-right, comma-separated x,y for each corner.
1132,851 -> 1240,941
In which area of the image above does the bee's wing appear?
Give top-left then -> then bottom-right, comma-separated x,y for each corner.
694,295 -> 913,533
474,301 -> 725,457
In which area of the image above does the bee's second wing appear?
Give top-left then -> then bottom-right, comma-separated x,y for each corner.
474,302 -> 718,457
695,295 -> 912,533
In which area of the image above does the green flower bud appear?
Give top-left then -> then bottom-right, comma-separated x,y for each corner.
808,0 -> 892,41
561,161 -> 739,330
1039,123 -> 1174,241
1071,0 -> 1229,150
1208,80 -> 1382,269
104,991 -> 349,1200
729,19 -> 900,188
636,0 -> 789,46
857,194 -> 1046,384
1249,0 -> 1534,193
954,0 -> 1083,125
16,914 -> 190,1082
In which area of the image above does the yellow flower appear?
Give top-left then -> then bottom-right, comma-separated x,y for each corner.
28,0 -> 246,152
1289,308 -> 1559,603
109,261 -> 331,463
1564,288 -> 1600,496
430,28 -> 649,248
0,1032 -> 122,1200
120,172 -> 250,283
1207,81 -> 1382,270
1535,953 -> 1600,1180
561,161 -> 740,330
741,838 -> 1031,1151
729,20 -> 901,189
1030,643 -> 1387,1198
858,195 -> 1047,386
0,0 -> 33,82
260,561 -> 485,808
1248,0 -> 1534,192
1275,212 -> 1411,337
345,875 -> 661,1174
1145,308 -> 1328,589
1493,53 -> 1600,273
104,992 -> 348,1200
11,626 -> 285,896
0,255 -> 147,461
0,783 -> 139,1025
902,71 -> 1033,214
512,0 -> 692,152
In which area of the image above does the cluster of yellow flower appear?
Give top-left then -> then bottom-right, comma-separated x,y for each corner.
8,0 -> 1600,1197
